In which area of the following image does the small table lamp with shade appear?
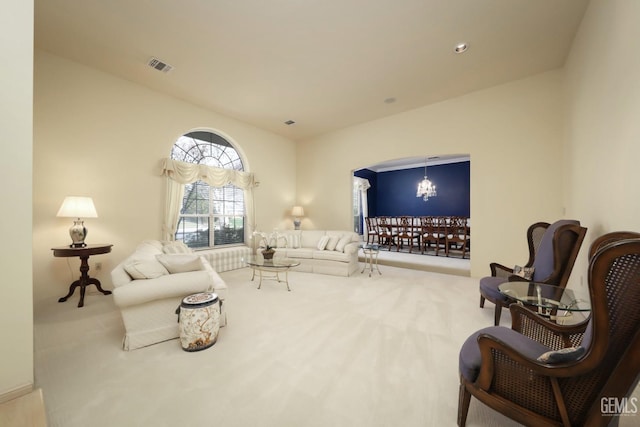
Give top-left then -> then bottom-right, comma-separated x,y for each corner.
292,206 -> 304,230
57,196 -> 98,247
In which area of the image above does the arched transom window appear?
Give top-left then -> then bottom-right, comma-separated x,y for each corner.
171,131 -> 245,248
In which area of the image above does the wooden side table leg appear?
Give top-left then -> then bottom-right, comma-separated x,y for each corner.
58,279 -> 81,303
86,277 -> 112,296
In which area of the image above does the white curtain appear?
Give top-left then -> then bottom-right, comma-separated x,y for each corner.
160,158 -> 257,242
353,177 -> 371,238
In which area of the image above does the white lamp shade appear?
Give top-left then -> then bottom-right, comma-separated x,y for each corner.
57,196 -> 98,218
291,206 -> 305,217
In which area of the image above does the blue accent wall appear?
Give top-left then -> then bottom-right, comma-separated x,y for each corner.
355,161 -> 470,217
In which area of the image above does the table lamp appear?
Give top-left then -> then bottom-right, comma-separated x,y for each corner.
292,206 -> 304,230
57,196 -> 98,247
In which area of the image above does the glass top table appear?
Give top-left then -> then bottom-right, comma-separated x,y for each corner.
359,244 -> 381,277
499,281 -> 591,320
244,256 -> 300,291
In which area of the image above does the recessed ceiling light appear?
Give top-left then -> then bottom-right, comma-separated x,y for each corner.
284,120 -> 296,125
454,43 -> 469,54
384,97 -> 397,104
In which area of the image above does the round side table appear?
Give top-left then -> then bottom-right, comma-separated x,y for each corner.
361,244 -> 382,277
51,243 -> 113,307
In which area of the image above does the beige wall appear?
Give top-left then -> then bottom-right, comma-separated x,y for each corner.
297,70 -> 566,278
563,0 -> 640,294
1,0 -> 34,398
33,51 -> 296,305
25,0 -> 640,385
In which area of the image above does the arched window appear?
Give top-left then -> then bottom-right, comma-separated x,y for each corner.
170,131 -> 245,248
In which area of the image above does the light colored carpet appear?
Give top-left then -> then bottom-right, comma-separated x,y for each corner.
34,265 -> 638,427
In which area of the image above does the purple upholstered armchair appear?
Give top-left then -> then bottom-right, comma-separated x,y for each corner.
458,234 -> 640,426
479,220 -> 587,325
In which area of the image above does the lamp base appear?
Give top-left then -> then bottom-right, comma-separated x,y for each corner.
293,218 -> 301,230
69,219 -> 88,248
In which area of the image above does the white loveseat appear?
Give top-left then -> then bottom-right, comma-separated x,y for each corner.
259,230 -> 360,277
111,240 -> 228,351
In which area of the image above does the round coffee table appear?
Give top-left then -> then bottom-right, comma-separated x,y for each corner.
499,281 -> 590,321
244,256 -> 300,291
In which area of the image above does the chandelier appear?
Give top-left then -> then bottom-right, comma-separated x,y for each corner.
416,160 -> 437,201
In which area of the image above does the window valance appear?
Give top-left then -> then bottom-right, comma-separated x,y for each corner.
160,158 -> 257,189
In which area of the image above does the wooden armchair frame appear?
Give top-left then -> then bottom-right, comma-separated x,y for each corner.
480,220 -> 587,325
460,235 -> 640,427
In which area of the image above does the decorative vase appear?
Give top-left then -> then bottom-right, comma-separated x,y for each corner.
262,248 -> 275,260
69,219 -> 88,247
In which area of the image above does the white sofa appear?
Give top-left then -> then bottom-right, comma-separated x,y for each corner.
111,240 -> 228,351
259,230 -> 360,277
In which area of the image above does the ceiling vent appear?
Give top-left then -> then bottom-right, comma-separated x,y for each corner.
147,57 -> 173,73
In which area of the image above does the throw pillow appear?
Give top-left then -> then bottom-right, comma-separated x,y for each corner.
317,236 -> 330,251
537,346 -> 586,364
276,234 -> 288,249
162,241 -> 192,254
326,235 -> 340,251
124,259 -> 169,280
156,254 -> 203,274
335,235 -> 352,252
286,234 -> 300,249
513,265 -> 535,280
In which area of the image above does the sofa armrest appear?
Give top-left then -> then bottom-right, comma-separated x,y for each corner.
111,264 -> 133,288
344,242 -> 360,255
112,270 -> 214,308
201,259 -> 227,292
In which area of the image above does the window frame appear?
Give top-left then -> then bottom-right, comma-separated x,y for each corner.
171,131 -> 246,249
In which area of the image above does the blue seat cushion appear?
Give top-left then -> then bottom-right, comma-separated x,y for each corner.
459,326 -> 551,382
479,276 -> 509,302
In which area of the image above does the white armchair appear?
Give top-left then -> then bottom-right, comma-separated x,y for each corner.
111,240 -> 228,351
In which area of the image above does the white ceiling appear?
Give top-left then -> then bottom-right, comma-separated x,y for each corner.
34,0 -> 590,142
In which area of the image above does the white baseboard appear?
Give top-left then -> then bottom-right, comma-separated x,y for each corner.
0,383 -> 33,405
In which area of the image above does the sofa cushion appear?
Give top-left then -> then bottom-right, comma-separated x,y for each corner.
301,230 -> 326,248
156,254 -> 204,274
335,235 -> 353,252
313,250 -> 351,262
282,248 -> 315,259
317,236 -> 330,250
124,259 -> 169,280
162,241 -> 192,254
286,233 -> 301,249
325,235 -> 340,251
134,241 -> 164,258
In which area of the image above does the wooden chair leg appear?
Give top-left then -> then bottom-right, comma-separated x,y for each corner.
494,302 -> 503,326
457,382 -> 472,427
480,295 -> 485,308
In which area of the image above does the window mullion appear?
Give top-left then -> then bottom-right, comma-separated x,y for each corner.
209,186 -> 215,246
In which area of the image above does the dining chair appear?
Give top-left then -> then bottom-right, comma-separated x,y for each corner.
395,216 -> 420,253
376,216 -> 396,251
364,217 -> 379,245
446,216 -> 470,258
420,216 -> 444,256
